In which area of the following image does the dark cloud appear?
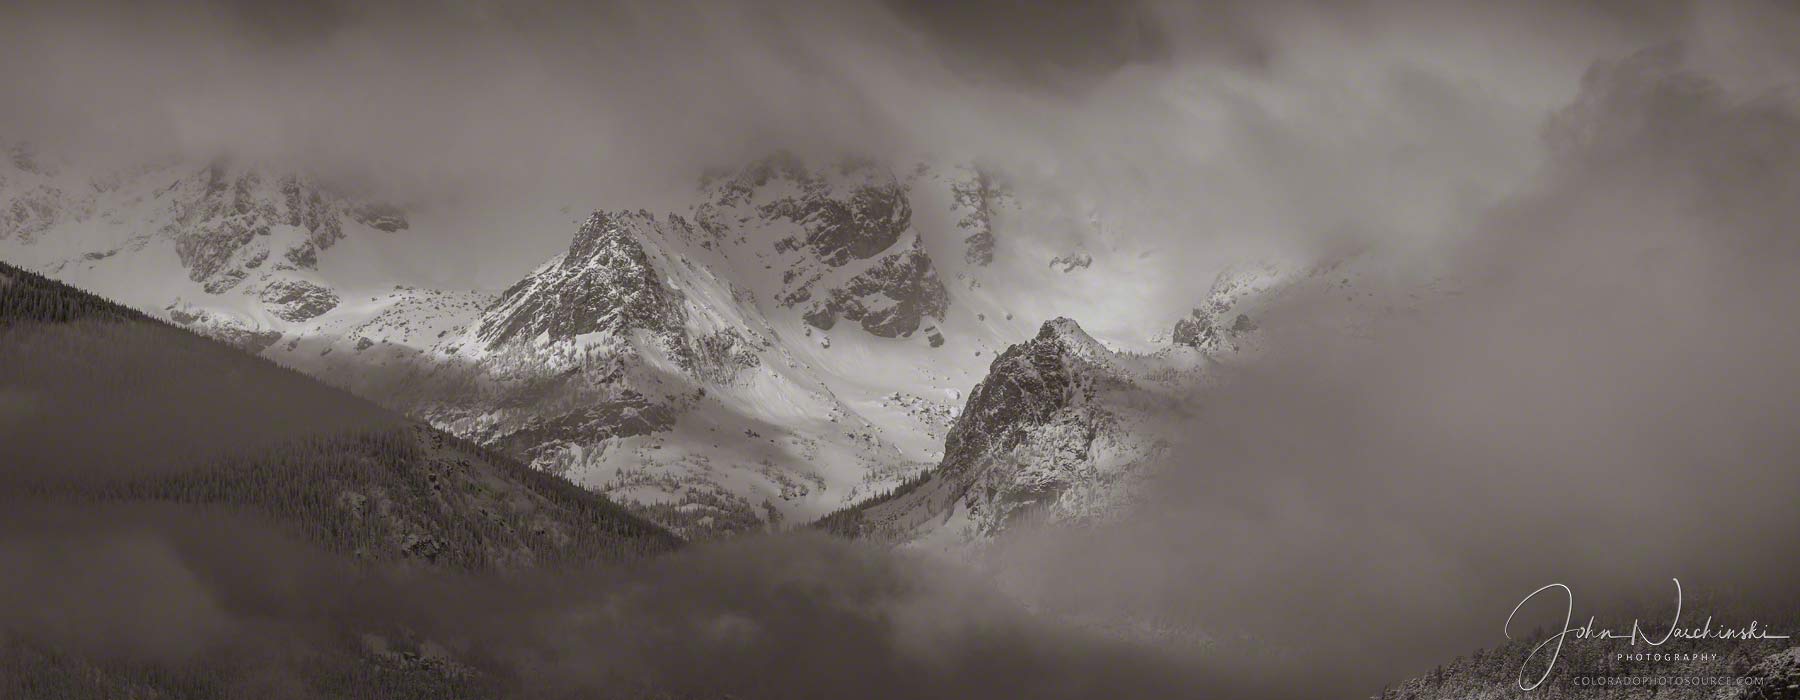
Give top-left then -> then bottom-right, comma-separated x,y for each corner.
0,0 -> 1732,303
988,44 -> 1800,696
883,0 -> 1180,89
0,314 -> 1237,697
0,500 -> 1283,699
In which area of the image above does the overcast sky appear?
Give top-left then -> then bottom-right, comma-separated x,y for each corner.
9,0 -> 1795,288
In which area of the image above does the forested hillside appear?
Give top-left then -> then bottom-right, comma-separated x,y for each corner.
0,259 -> 692,697
0,260 -> 679,568
0,260 -> 149,324
1378,616 -> 1798,700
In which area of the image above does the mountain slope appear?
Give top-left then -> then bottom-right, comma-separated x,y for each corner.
817,317 -> 1196,544
0,147 -> 443,357
3,146 -> 1170,537
263,157 -> 1051,538
817,247 -> 1438,546
0,260 -> 679,569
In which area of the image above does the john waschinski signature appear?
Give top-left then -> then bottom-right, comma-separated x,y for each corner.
1503,578 -> 1788,691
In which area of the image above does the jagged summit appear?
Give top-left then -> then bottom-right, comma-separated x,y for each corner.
478,210 -> 687,348
940,319 -> 1089,477
818,314 -> 1186,543
1035,316 -> 1110,356
1038,316 -> 1083,338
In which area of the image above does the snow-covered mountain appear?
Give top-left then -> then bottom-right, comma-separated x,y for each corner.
349,156 -> 1089,537
1,136 -> 1412,542
5,145 -> 1129,536
0,142 -> 429,354
814,246 -> 1444,548
815,316 -> 1197,544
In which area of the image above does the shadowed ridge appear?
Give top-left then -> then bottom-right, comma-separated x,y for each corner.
0,258 -> 683,567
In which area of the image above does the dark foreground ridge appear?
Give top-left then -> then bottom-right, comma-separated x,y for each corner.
0,258 -> 681,568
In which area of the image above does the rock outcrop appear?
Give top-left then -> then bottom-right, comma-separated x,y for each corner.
818,317 -> 1177,542
801,243 -> 948,338
699,155 -> 952,344
951,166 -> 1009,267
260,279 -> 340,322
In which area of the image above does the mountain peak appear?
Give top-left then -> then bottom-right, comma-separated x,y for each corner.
569,209 -> 656,260
1034,316 -> 1112,364
816,312 -> 1162,541
477,209 -> 686,348
1037,316 -> 1086,340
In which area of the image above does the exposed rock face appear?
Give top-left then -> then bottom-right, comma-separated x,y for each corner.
776,176 -> 912,267
478,210 -> 687,348
483,392 -> 678,467
699,155 -> 952,344
939,319 -> 1088,478
1049,252 -> 1092,272
1171,309 -> 1217,349
277,172 -> 345,248
819,318 -> 1175,541
235,328 -> 287,354
802,243 -> 949,337
951,167 -> 1009,267
12,173 -> 434,376
350,202 -> 409,232
1,149 -> 441,392
168,166 -> 325,291
147,163 -> 406,297
3,150 -> 405,297
260,279 -> 340,322
963,230 -> 995,266
1170,263 -> 1285,354
678,328 -> 762,383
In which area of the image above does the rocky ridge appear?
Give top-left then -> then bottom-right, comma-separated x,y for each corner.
817,317 -> 1193,543
3,146 -> 1109,538
0,143 -> 412,353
